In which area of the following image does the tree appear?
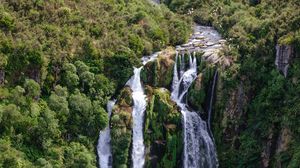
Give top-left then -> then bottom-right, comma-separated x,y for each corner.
75,61 -> 89,76
48,86 -> 69,126
80,71 -> 95,91
10,86 -> 26,106
68,91 -> 93,136
35,101 -> 61,149
93,101 -> 108,131
0,104 -> 22,133
64,142 -> 96,168
0,139 -> 33,168
24,79 -> 41,99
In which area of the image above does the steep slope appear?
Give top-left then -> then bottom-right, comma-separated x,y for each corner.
0,0 -> 191,167
163,0 -> 300,167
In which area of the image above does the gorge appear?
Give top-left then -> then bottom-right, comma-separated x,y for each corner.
1,0 -> 299,167
98,24 -> 225,167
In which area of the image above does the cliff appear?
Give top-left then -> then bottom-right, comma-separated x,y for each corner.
275,45 -> 294,77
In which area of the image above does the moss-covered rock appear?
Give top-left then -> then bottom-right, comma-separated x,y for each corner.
144,87 -> 183,168
110,87 -> 133,168
141,48 -> 176,89
187,65 -> 215,115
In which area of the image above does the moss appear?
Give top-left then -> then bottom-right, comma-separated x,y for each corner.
141,48 -> 176,89
144,87 -> 182,168
110,87 -> 133,168
117,87 -> 133,107
187,65 -> 215,113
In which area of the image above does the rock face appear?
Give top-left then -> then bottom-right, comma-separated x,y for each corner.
187,73 -> 205,112
141,48 -> 175,89
275,127 -> 292,168
110,87 -> 133,168
144,87 -> 183,168
212,82 -> 248,165
275,45 -> 294,77
187,66 -> 216,118
0,69 -> 4,85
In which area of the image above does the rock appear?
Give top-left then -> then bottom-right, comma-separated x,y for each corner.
261,126 -> 276,168
141,48 -> 175,89
206,42 -> 215,46
274,127 -> 292,167
219,39 -> 226,44
275,45 -> 294,77
220,84 -> 247,143
195,35 -> 205,40
144,87 -> 183,168
117,86 -> 133,107
0,69 -> 4,85
187,73 -> 205,112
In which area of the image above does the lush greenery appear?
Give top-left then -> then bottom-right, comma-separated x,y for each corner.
110,87 -> 133,168
144,87 -> 183,168
0,0 -> 192,167
164,0 -> 300,167
141,47 -> 176,89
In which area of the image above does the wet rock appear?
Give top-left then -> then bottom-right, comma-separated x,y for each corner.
187,73 -> 205,112
141,48 -> 175,89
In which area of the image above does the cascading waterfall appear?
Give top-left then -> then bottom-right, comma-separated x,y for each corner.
97,24 -> 224,168
171,53 -> 218,168
126,67 -> 147,168
97,100 -> 116,168
126,52 -> 159,167
171,51 -> 179,99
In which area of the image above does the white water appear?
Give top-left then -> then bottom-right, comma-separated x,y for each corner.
126,67 -> 147,168
171,54 -> 218,168
97,100 -> 116,168
97,25 -> 223,168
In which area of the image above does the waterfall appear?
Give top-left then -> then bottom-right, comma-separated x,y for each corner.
171,53 -> 218,168
127,67 -> 147,168
97,100 -> 116,168
207,70 -> 218,138
171,51 -> 179,99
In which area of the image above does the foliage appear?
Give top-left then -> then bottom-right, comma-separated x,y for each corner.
163,0 -> 300,167
144,88 -> 183,168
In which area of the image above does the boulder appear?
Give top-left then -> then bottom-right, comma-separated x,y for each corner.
141,48 -> 175,89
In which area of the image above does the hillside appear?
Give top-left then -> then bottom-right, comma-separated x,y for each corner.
0,0 -> 191,167
163,0 -> 300,167
1,0 -> 300,167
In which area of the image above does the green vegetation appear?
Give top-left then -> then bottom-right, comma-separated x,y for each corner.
0,0 -> 191,167
110,87 -> 133,168
144,87 -> 183,168
141,47 -> 176,89
163,0 -> 300,167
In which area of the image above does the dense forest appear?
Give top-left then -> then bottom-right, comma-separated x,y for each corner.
1,0 -> 300,168
0,0 -> 191,167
